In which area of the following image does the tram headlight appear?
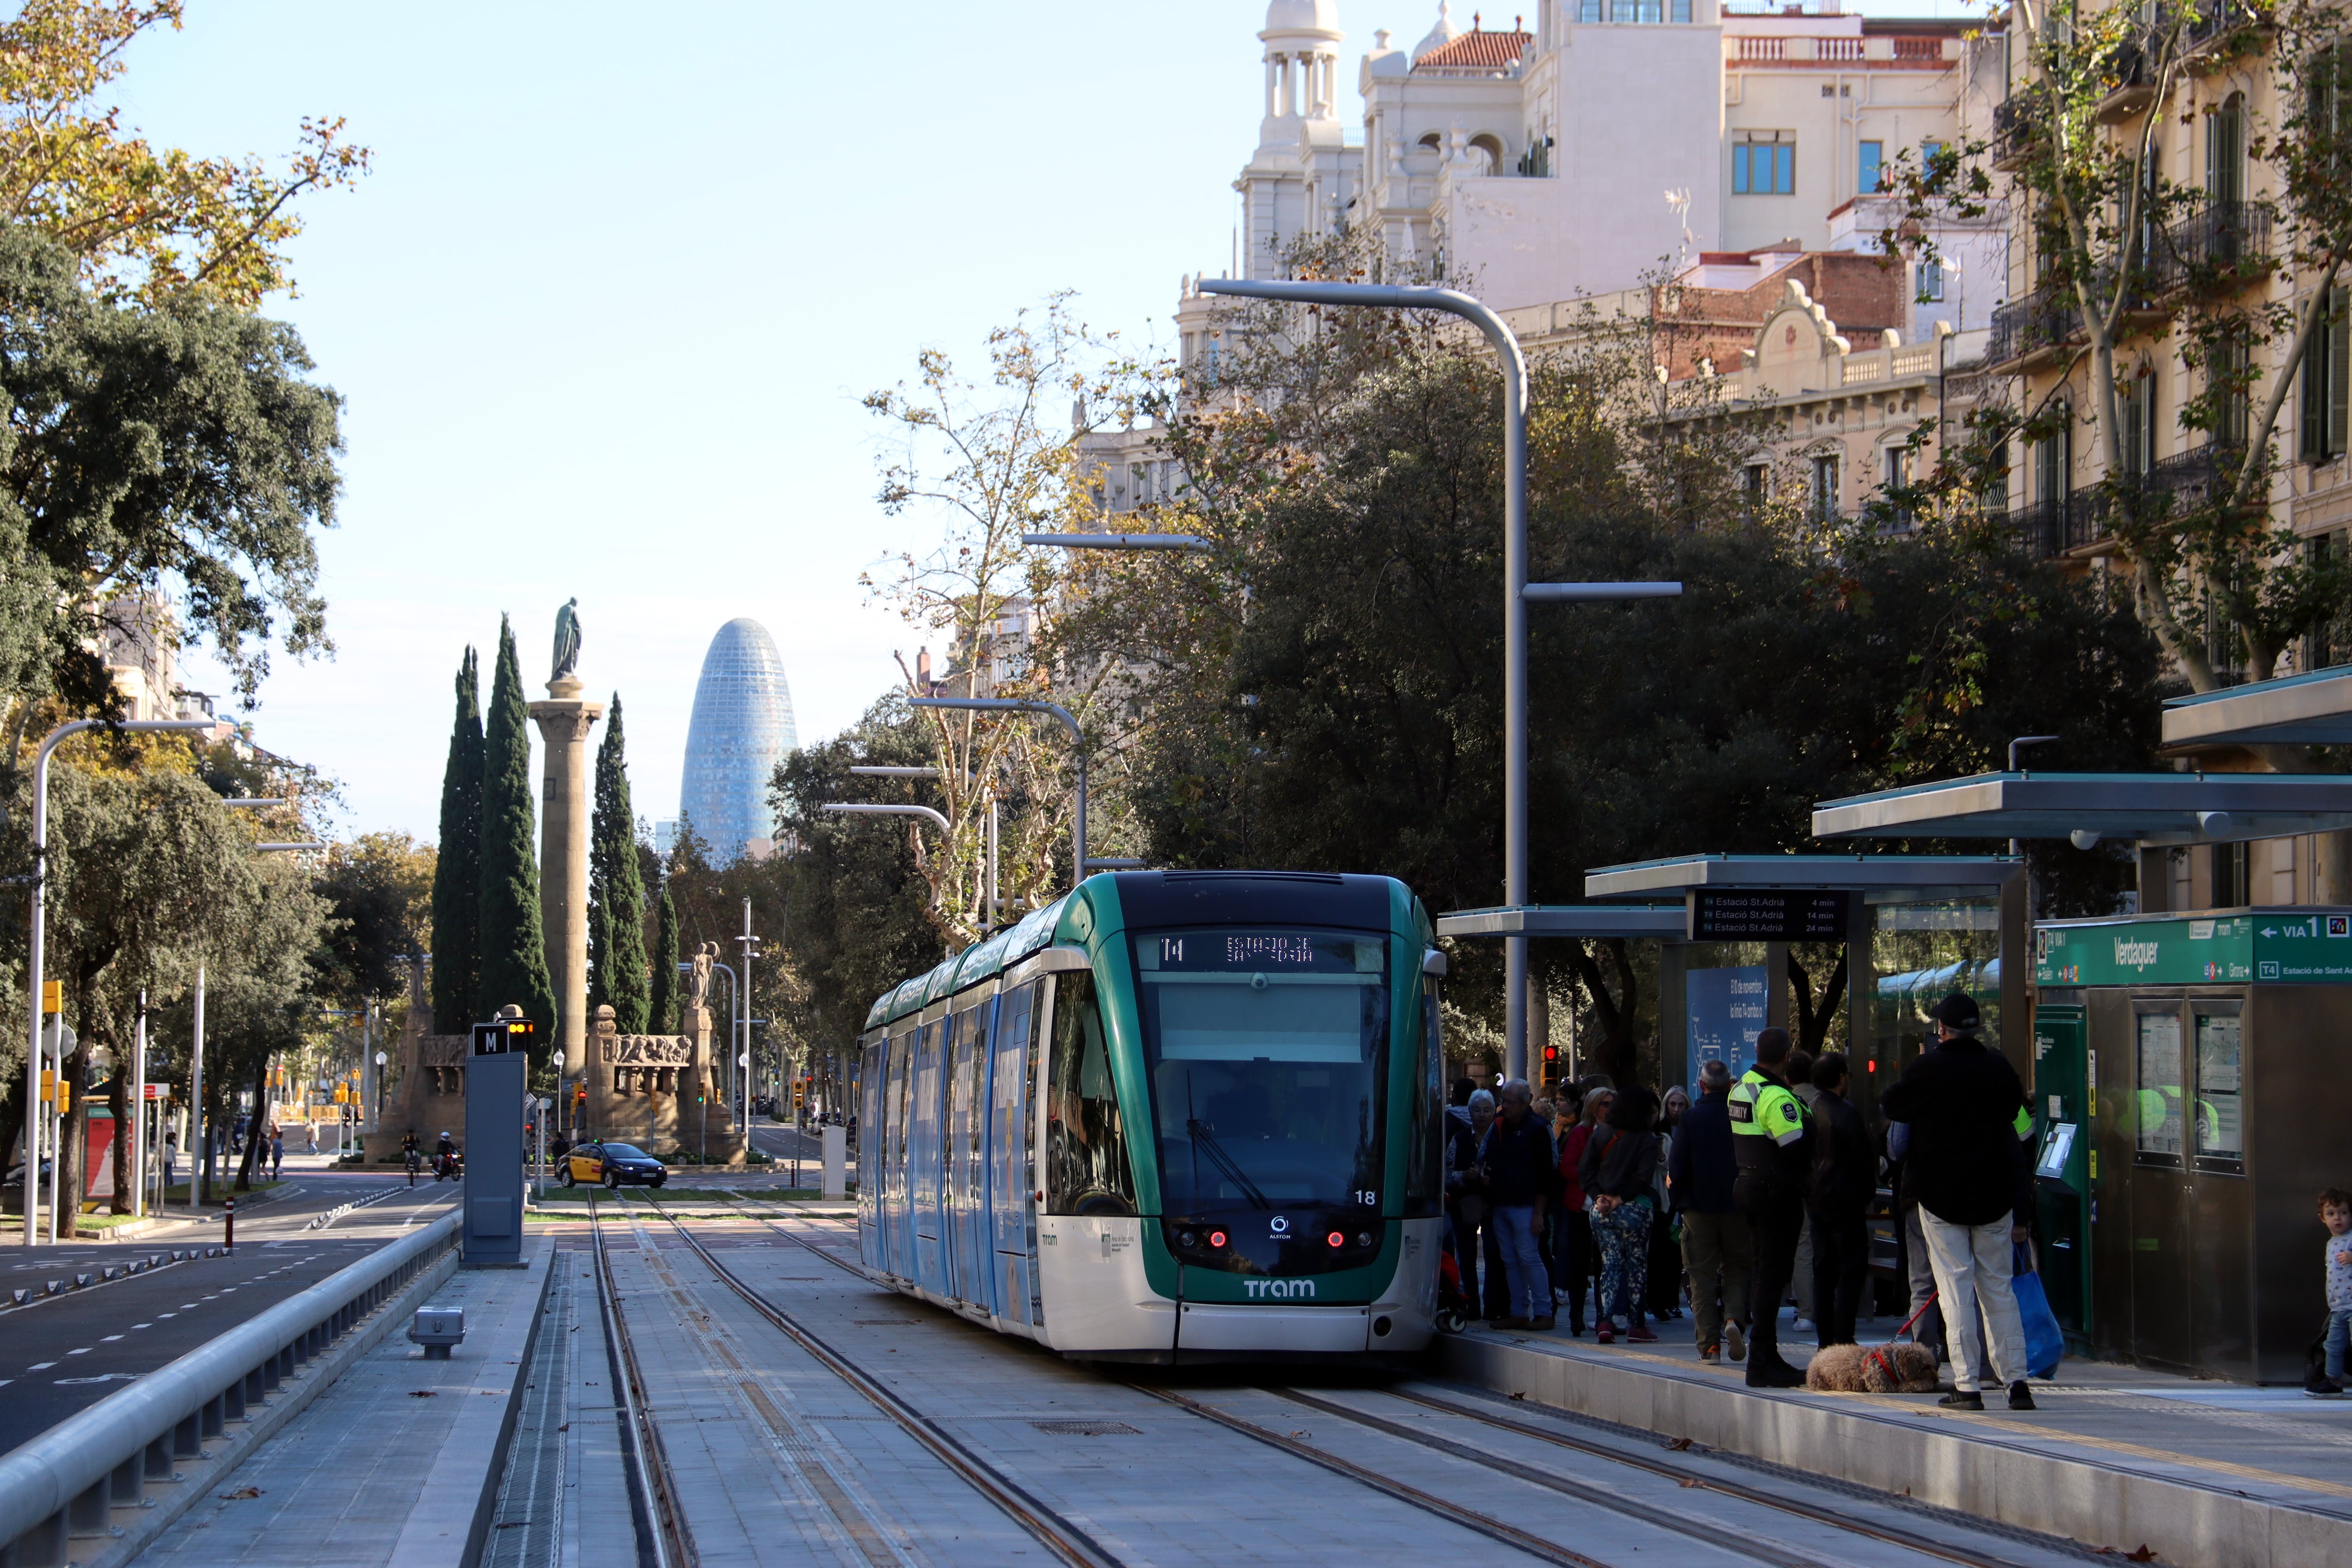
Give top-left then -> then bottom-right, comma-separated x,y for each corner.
1179,1230 -> 1198,1248
1356,1232 -> 1373,1248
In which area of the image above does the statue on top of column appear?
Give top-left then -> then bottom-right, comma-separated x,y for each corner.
687,942 -> 716,1015
552,598 -> 582,683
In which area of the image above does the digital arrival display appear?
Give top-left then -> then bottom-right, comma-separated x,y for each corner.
1686,888 -> 1853,942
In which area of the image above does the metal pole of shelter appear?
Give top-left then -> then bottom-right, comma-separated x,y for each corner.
1200,279 -> 1680,1080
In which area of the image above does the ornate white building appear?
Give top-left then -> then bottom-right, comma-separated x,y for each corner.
1089,0 -> 2006,520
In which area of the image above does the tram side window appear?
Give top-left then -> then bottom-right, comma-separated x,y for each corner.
1403,987 -> 1445,1217
1046,971 -> 1137,1216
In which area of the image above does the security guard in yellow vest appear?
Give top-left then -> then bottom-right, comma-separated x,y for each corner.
1729,1027 -> 1813,1388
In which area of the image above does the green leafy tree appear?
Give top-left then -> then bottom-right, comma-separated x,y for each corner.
311,831 -> 432,1009
588,694 -> 649,1032
427,648 -> 480,1033
771,698 -> 947,1065
475,617 -> 555,1074
0,0 -> 369,307
648,873 -> 680,1036
0,223 -> 344,754
1053,265 -> 2161,1086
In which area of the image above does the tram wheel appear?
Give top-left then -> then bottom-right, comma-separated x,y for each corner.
1436,1308 -> 1467,1336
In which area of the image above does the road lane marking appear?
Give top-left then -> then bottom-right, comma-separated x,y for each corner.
27,1362 -> 53,1369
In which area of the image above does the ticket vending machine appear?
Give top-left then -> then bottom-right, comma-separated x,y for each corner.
463,1017 -> 533,1268
2030,1002 -> 2092,1347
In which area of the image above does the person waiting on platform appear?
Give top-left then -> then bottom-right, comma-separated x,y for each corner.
1878,992 -> 2035,1411
2312,1188 -> 2352,1397
1581,1086 -> 1663,1344
1807,1052 -> 1873,1347
1447,1089 -> 1497,1319
1671,1060 -> 1748,1363
1478,1079 -> 1559,1331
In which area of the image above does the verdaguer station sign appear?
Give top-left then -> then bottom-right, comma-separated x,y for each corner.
2034,912 -> 2352,987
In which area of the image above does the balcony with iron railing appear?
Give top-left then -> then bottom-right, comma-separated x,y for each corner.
1993,89 -> 2048,170
2151,201 -> 2273,294
1989,284 -> 2084,369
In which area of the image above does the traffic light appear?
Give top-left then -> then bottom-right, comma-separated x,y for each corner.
1541,1043 -> 1559,1090
793,1080 -> 805,1111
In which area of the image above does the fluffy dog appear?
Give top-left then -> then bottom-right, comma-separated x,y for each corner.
1803,1340 -> 1941,1393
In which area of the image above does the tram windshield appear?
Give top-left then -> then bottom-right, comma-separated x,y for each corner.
1131,928 -> 1388,1216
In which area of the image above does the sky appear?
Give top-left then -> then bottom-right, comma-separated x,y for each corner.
119,0 -> 1966,842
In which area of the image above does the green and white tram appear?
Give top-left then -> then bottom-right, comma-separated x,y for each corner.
856,870 -> 1447,1361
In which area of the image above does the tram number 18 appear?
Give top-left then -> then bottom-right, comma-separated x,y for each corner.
1353,1190 -> 1378,1206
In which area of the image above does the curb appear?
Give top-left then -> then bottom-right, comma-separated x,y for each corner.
1441,1336 -> 2352,1568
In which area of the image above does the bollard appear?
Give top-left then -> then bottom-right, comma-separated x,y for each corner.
223,1196 -> 234,1254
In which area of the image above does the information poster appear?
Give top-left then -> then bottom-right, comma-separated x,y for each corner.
1687,964 -> 1769,1085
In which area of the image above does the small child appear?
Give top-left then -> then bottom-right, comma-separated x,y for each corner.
2312,1188 -> 2352,1397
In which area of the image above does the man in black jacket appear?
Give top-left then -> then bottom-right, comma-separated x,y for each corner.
1878,993 -> 2034,1411
1806,1052 -> 1873,1348
1669,1060 -> 1750,1362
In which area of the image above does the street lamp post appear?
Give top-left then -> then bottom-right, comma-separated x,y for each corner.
1197,279 -> 1682,1079
21,717 -> 215,1247
908,697 -> 1089,890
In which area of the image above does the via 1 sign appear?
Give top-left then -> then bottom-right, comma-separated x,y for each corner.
1687,887 -> 1853,942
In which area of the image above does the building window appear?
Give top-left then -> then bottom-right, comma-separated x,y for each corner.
1742,462 -> 1767,520
2302,285 -> 2350,462
1921,139 -> 1947,169
1883,446 -> 1915,528
1580,0 -> 1601,17
1810,454 -> 1840,521
2208,91 -> 2246,205
1733,138 -> 1796,195
1918,256 -> 1945,301
1858,140 -> 1885,194
2119,372 -> 2155,478
1673,0 -> 1692,19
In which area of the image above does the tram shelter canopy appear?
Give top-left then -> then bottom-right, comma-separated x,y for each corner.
2161,664 -> 2352,748
1810,772 -> 2352,848
1435,905 -> 1687,939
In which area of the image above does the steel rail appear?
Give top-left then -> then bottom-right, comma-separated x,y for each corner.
1267,1386 -> 1830,1568
1367,1385 -> 2045,1568
1131,1382 -> 1619,1568
587,1192 -> 692,1568
639,1195 -> 1125,1568
747,1209 -> 2034,1568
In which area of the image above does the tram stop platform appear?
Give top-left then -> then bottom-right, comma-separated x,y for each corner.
129,1238 -> 564,1568
1442,1305 -> 2352,1568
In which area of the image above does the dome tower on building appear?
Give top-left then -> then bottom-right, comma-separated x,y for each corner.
679,618 -> 797,863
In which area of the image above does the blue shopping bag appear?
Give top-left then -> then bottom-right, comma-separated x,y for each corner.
2011,1242 -> 2065,1378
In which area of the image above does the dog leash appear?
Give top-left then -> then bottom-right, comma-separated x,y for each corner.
1861,1290 -> 1941,1385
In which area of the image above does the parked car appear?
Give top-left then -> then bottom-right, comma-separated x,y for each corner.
563,1140 -> 667,1189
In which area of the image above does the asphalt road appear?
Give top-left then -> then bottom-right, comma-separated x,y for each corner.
0,1177 -> 458,1455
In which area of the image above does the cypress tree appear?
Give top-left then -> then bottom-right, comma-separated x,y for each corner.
649,875 -> 680,1036
476,616 -> 557,1068
428,648 -> 483,1033
588,694 -> 651,1033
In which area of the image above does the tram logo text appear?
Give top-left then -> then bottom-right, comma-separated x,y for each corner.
1244,1279 -> 1318,1299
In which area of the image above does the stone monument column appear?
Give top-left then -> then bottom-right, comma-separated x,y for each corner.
529,673 -> 604,1117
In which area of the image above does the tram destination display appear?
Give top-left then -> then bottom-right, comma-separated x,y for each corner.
1686,887 -> 1852,942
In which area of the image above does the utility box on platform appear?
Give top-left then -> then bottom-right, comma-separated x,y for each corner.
822,1124 -> 847,1200
463,1017 -> 532,1267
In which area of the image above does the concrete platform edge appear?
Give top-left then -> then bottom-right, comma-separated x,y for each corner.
72,1242 -> 462,1568
1439,1336 -> 2352,1568
457,1243 -> 556,1568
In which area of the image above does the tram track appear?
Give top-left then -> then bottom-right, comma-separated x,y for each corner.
586,1191 -> 696,1568
633,1191 -> 1127,1568
712,1201 -> 2083,1568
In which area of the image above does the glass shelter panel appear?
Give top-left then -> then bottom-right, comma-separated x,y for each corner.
2193,1002 -> 2245,1172
2135,1004 -> 2185,1162
1871,899 -> 2002,1077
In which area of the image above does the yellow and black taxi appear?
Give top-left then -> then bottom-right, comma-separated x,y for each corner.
562,1140 -> 667,1189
